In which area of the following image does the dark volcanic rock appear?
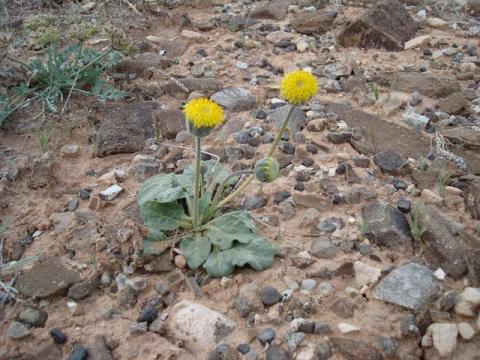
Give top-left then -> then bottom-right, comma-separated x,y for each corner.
16,257 -> 82,298
362,201 -> 412,249
338,0 -> 418,51
373,150 -> 405,174
417,204 -> 469,280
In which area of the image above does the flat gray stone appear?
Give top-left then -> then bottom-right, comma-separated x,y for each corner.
211,88 -> 257,112
16,257 -> 82,298
373,263 -> 440,311
268,105 -> 307,134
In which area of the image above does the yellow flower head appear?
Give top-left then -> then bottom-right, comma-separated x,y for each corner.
280,70 -> 318,105
184,98 -> 224,129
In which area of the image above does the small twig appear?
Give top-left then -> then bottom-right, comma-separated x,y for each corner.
122,0 -> 142,15
252,216 -> 322,238
0,239 -> 4,267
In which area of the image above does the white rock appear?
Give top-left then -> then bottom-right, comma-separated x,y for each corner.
318,282 -> 334,296
428,17 -> 448,28
297,40 -> 309,52
460,287 -> 480,306
236,61 -> 249,70
427,323 -> 458,357
458,322 -> 475,340
432,50 -> 444,59
404,35 -> 431,50
416,9 -> 427,18
284,276 -> 299,291
402,107 -> 429,131
99,184 -> 123,201
454,301 -> 476,317
61,144 -> 80,157
353,261 -> 381,287
165,300 -> 236,351
180,30 -> 207,42
132,154 -> 155,164
433,268 -> 446,281
301,279 -> 317,291
338,323 -> 360,334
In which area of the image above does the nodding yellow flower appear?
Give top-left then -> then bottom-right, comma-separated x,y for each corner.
184,98 -> 224,129
280,70 -> 318,105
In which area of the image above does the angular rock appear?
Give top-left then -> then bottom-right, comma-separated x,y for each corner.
7,321 -> 30,339
93,102 -> 184,157
354,261 -> 381,287
437,92 -> 468,115
330,337 -> 383,360
442,126 -> 480,151
373,150 -> 405,174
211,88 -> 256,112
379,72 -> 461,99
16,257 -> 82,298
427,323 -> 458,357
165,300 -> 236,351
251,0 -> 288,20
404,35 -> 431,50
291,11 -> 334,35
266,345 -> 290,360
208,343 -> 238,360
311,237 -> 338,259
17,308 -> 48,328
338,0 -> 418,51
324,102 -> 430,160
362,201 -> 412,249
373,263 -> 440,311
89,335 -> 114,360
269,105 -> 307,134
418,205 -> 469,279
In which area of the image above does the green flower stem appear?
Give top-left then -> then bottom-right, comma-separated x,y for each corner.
218,104 -> 296,207
207,170 -> 254,219
192,136 -> 202,230
268,104 -> 295,156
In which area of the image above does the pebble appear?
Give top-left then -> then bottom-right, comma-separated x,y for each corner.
137,306 -> 158,323
68,345 -> 88,360
397,199 -> 411,213
260,286 -> 281,306
433,268 -> 446,281
50,328 -> 67,344
300,279 -> 317,291
318,282 -> 334,296
428,323 -> 458,357
7,321 -> 30,339
257,327 -> 276,345
99,184 -> 123,201
17,307 -> 48,328
129,321 -> 148,335
460,287 -> 480,306
266,345 -> 289,360
79,189 -> 91,200
237,343 -> 250,355
338,322 -> 360,333
458,322 -> 475,340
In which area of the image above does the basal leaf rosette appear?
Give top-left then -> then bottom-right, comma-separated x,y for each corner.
184,97 -> 224,137
280,70 -> 318,105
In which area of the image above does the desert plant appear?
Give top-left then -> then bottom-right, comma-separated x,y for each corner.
436,170 -> 452,196
138,70 -> 319,277
409,203 -> 426,243
369,82 -> 380,101
1,44 -> 126,125
36,125 -> 55,153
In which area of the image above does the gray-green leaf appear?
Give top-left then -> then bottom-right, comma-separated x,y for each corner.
142,201 -> 190,232
203,250 -> 234,277
223,237 -> 275,271
180,235 -> 211,270
206,211 -> 258,250
138,173 -> 188,207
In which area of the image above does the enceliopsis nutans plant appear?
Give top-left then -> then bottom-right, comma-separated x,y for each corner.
137,70 -> 319,277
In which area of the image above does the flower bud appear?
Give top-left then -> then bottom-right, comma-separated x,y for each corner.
255,157 -> 280,183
